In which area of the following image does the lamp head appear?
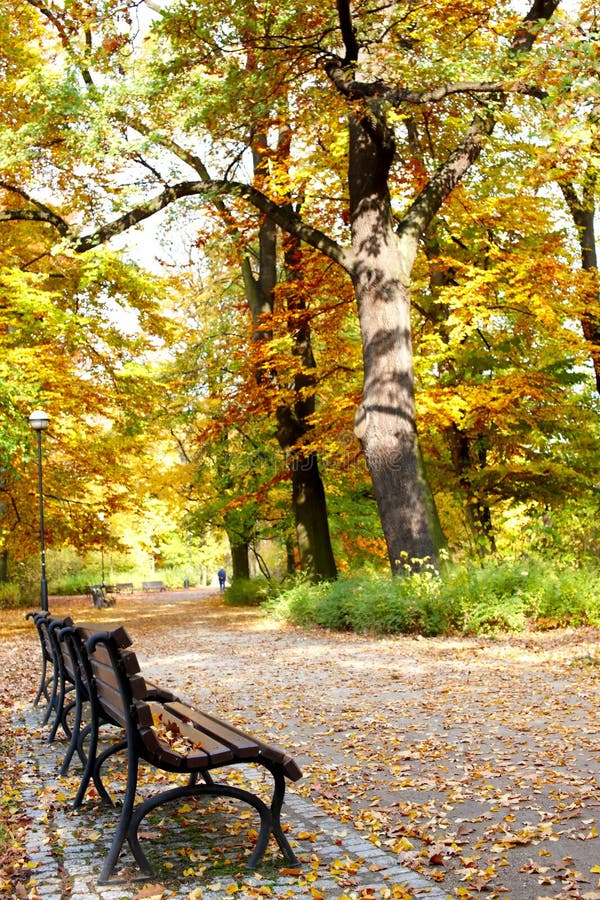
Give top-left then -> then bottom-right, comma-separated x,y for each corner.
29,410 -> 50,431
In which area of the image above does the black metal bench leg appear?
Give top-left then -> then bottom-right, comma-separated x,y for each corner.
73,729 -> 124,809
72,725 -> 98,809
42,666 -> 59,726
125,782 -> 273,881
32,655 -> 49,707
97,750 -> 140,884
48,678 -> 72,743
60,700 -> 82,775
264,764 -> 300,865
91,739 -> 127,806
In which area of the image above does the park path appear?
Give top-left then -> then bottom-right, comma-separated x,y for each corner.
3,589 -> 600,899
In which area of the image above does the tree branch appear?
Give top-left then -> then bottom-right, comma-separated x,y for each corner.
398,0 -> 561,237
25,0 -> 95,87
325,64 -> 547,105
0,182 -> 74,238
0,177 -> 353,271
336,0 -> 359,65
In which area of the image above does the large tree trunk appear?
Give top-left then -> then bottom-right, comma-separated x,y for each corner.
348,118 -> 439,572
244,134 -> 337,581
279,230 -> 337,580
277,400 -> 337,579
561,182 -> 600,394
291,453 -> 337,579
227,531 -> 251,580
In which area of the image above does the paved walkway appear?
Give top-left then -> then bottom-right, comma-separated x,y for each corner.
15,706 -> 445,899
7,590 -> 600,899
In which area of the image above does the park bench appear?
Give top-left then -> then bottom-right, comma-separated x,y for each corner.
27,612 -> 180,797
79,625 -> 301,883
26,610 -> 54,709
26,611 -> 74,735
115,582 -> 135,593
30,620 -> 302,883
88,585 -> 116,608
141,580 -> 166,592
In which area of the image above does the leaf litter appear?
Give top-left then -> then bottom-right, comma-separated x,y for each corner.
1,592 -> 600,898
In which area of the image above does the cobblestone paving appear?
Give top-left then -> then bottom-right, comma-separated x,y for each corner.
16,707 -> 447,900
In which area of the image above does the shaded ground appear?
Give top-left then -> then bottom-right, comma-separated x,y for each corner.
2,589 -> 600,898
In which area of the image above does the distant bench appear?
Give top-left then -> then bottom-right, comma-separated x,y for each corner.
141,580 -> 166,592
115,583 -> 135,593
87,585 -> 116,608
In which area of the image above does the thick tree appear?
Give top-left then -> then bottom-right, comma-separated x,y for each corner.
1,0 -> 583,572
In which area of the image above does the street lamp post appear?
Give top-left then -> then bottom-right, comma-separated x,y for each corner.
98,511 -> 106,588
29,410 -> 49,611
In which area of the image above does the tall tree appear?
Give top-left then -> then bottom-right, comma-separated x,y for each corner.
1,0 -> 586,573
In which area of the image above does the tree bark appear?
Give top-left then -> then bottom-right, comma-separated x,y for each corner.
561,179 -> 600,394
243,133 -> 337,581
227,531 -> 251,580
348,117 -> 438,571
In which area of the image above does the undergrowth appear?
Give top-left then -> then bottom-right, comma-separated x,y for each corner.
223,577 -> 271,606
259,558 -> 600,637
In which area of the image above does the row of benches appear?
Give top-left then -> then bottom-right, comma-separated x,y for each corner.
26,610 -> 302,885
88,581 -> 167,596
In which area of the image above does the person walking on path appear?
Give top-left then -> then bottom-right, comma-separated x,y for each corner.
217,567 -> 227,591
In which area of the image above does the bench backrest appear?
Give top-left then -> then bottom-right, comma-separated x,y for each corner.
82,626 -> 146,730
26,611 -> 53,663
82,628 -> 220,770
36,613 -> 73,668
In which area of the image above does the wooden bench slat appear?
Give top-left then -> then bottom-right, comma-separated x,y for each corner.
94,694 -> 128,729
93,673 -> 125,710
167,704 -> 302,781
139,726 -> 186,769
165,702 -> 260,759
146,702 -> 235,766
77,624 -> 133,649
175,705 -> 302,781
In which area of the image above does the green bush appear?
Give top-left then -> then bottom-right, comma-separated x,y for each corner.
50,571 -> 99,595
224,577 -> 271,606
264,569 -> 461,636
263,558 -> 600,637
0,583 -> 23,610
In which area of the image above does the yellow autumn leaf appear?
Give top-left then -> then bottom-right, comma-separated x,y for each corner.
392,837 -> 414,852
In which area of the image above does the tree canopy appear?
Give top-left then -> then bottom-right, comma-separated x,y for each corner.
0,0 -> 598,580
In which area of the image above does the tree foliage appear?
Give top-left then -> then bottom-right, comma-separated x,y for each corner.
0,0 -> 598,577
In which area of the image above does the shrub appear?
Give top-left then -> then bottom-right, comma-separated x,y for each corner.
0,583 -> 23,610
224,577 -> 271,606
263,558 -> 600,637
264,569 -> 461,636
